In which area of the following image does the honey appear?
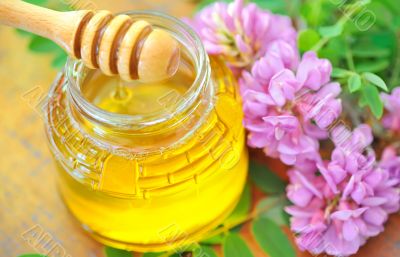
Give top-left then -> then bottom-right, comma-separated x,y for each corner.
44,11 -> 248,252
83,46 -> 195,116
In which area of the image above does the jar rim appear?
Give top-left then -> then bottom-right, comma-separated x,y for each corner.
66,10 -> 210,129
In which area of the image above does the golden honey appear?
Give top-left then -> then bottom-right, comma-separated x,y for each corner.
44,12 -> 248,252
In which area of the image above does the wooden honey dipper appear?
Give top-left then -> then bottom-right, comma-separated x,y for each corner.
0,0 -> 181,82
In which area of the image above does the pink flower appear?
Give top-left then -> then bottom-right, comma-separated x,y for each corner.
296,52 -> 332,90
379,146 -> 400,187
297,82 -> 342,129
186,0 -> 297,70
240,50 -> 342,165
286,125 -> 400,256
268,69 -> 300,107
331,124 -> 373,154
381,87 -> 400,132
275,132 -> 320,165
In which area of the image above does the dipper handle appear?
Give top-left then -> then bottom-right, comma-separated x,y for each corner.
0,0 -> 181,82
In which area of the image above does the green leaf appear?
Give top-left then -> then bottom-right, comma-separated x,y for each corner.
29,35 -> 62,53
370,31 -> 396,50
23,0 -> 47,5
224,183 -> 251,225
223,233 -> 254,257
260,0 -> 300,16
393,16 -> 400,29
348,74 -> 362,93
355,59 -> 390,73
104,246 -> 132,257
201,233 -> 225,245
52,51 -> 68,68
381,0 -> 400,15
362,72 -> 388,92
142,253 -> 164,257
352,46 -> 391,58
300,0 -> 336,27
318,23 -> 343,38
142,252 -> 181,257
15,29 -> 34,37
250,161 -> 285,194
195,0 -> 229,11
298,29 -> 321,52
286,0 -> 301,17
359,93 -> 368,108
230,223 -> 244,233
194,245 -> 218,257
331,67 -> 351,78
362,84 -> 384,118
253,0 -> 287,15
256,196 -> 290,226
318,37 -> 346,66
252,218 -> 295,257
367,1 -> 393,28
142,253 -> 181,257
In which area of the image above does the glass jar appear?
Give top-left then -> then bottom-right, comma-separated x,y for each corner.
44,11 -> 248,252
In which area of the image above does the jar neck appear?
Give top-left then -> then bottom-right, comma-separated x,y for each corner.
65,11 -> 212,139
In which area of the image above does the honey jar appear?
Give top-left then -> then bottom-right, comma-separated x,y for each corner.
44,11 -> 248,252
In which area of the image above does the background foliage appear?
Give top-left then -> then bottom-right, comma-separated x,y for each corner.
272,0 -> 397,120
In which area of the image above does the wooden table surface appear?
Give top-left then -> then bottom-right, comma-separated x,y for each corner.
0,1 -> 398,257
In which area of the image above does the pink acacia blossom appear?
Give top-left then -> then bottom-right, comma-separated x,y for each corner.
296,52 -> 332,90
286,125 -> 400,256
379,146 -> 400,186
187,0 -> 297,70
240,50 -> 342,165
381,87 -> 400,132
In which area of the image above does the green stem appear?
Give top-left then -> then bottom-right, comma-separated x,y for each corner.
345,37 -> 355,71
311,37 -> 330,52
